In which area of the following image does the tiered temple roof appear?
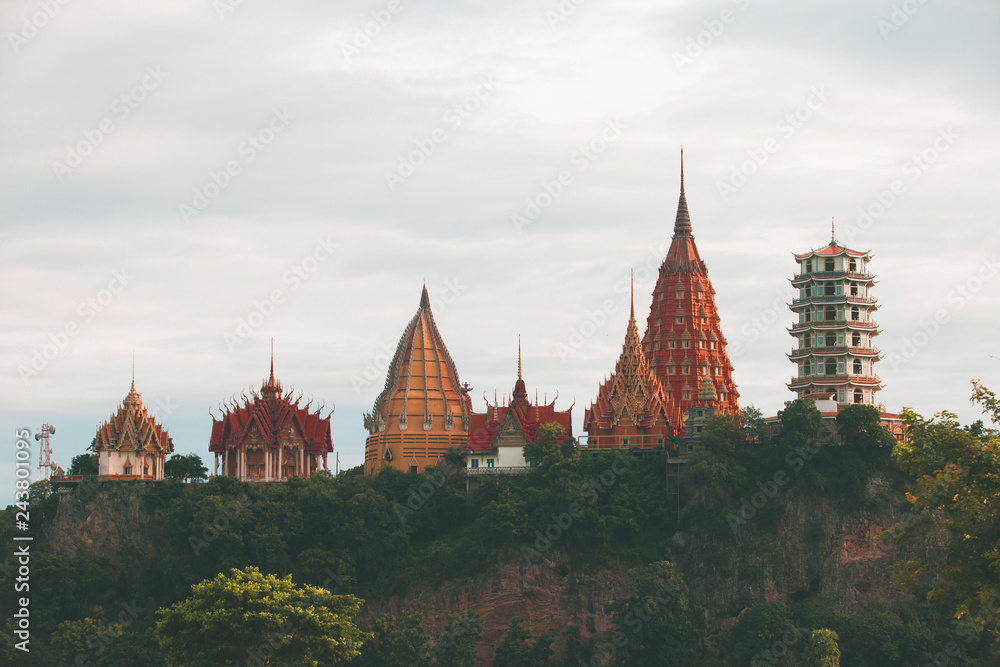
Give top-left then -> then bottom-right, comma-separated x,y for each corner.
642,151 -> 740,427
93,377 -> 170,455
208,356 -> 333,457
584,285 -> 675,450
467,342 -> 572,453
363,285 -> 472,473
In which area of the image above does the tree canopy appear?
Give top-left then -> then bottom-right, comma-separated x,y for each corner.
155,566 -> 365,666
164,453 -> 208,482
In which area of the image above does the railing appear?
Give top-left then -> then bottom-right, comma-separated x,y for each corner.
792,271 -> 874,281
462,466 -> 534,476
791,295 -> 877,306
788,346 -> 879,357
789,373 -> 882,384
789,320 -> 878,330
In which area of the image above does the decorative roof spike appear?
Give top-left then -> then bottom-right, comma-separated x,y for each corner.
518,335 -> 522,379
131,351 -> 135,392
420,283 -> 431,310
674,147 -> 692,235
831,217 -> 836,245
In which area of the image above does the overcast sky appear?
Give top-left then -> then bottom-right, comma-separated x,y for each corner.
2,0 -> 998,502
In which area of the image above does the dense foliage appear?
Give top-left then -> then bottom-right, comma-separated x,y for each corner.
2,388 -> 997,664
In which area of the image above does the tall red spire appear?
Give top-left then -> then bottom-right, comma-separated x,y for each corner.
642,151 -> 739,430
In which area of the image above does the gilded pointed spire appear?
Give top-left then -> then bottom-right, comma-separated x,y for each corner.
831,217 -> 836,245
674,147 -> 692,236
420,283 -> 431,310
518,335 -> 522,379
269,337 -> 275,384
131,351 -> 135,392
630,270 -> 635,321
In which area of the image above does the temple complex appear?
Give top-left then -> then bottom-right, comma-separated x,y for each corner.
363,286 -> 473,474
465,340 -> 573,478
209,351 -> 333,481
91,372 -> 171,480
788,226 -> 883,405
584,283 -> 676,450
642,152 -> 740,430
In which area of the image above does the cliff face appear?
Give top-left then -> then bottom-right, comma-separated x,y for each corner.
42,477 -> 907,662
359,482 -> 907,661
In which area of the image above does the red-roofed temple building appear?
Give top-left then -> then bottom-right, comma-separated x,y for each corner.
465,343 -> 573,479
92,375 -> 171,480
584,287 -> 676,450
209,354 -> 333,481
641,152 -> 740,431
363,286 -> 473,474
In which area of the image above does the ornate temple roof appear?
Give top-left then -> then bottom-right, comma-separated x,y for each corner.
467,341 -> 572,451
585,286 -> 673,434
663,149 -> 707,276
209,353 -> 333,453
363,285 -> 471,436
93,375 -> 170,454
643,151 -> 740,424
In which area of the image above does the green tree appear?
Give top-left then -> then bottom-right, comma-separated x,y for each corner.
699,413 -> 747,455
70,452 -> 99,476
684,449 -> 746,512
523,423 -> 577,468
881,381 -> 1000,652
431,612 -> 482,667
155,566 -> 364,666
776,398 -> 823,449
726,601 -> 793,665
836,404 -> 896,455
802,628 -> 840,667
604,560 -> 698,665
493,616 -> 554,667
358,609 -> 430,666
164,453 -> 208,482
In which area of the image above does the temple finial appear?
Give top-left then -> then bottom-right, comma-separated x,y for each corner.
517,335 -> 522,379
269,337 -> 275,382
674,148 -> 692,235
630,269 -> 635,320
131,351 -> 135,391
831,217 -> 836,245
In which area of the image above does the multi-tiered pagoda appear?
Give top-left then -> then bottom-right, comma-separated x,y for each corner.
642,152 -> 740,428
363,286 -> 473,474
92,371 -> 172,479
584,284 -> 676,450
788,228 -> 882,405
209,352 -> 333,480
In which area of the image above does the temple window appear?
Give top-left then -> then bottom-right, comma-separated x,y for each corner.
851,306 -> 860,321
669,341 -> 676,349
698,341 -> 705,349
852,332 -> 861,346
825,360 -> 836,375
854,359 -> 863,374
676,316 -> 684,324
683,391 -> 691,400
825,306 -> 835,321
825,259 -> 835,271
824,282 -> 834,296
683,340 -> 690,348
655,342 -> 660,350
849,258 -> 857,272
805,260 -> 813,273
486,459 -> 494,468
850,283 -> 858,296
470,459 -> 479,468
682,365 -> 690,374
854,389 -> 863,403
409,465 -> 417,473
668,365 -> 675,375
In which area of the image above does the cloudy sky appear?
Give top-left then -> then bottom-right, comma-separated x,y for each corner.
2,0 -> 998,501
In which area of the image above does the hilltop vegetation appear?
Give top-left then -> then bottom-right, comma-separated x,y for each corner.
2,389 -> 999,665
